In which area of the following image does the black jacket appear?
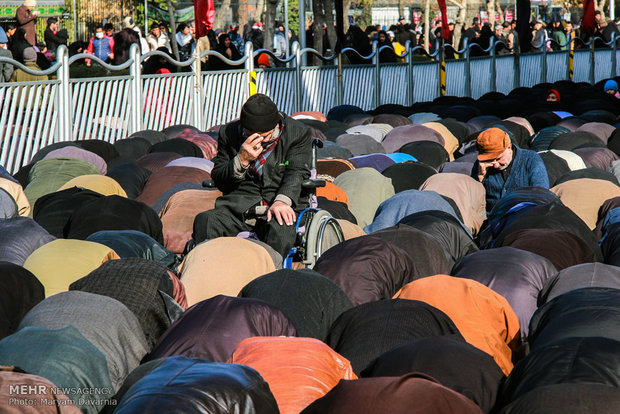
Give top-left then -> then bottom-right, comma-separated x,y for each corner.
211,115 -> 312,215
44,27 -> 65,52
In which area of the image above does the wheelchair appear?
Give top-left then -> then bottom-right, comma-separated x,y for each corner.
247,139 -> 344,269
201,138 -> 344,269
283,138 -> 344,268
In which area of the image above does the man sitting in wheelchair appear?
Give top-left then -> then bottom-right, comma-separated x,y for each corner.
193,94 -> 312,258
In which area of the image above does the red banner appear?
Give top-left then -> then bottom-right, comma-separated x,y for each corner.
581,0 -> 596,35
437,0 -> 452,43
195,0 -> 215,38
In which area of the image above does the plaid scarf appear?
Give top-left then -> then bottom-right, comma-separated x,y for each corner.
249,124 -> 283,178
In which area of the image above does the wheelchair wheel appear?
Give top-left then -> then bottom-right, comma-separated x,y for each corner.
302,209 -> 344,268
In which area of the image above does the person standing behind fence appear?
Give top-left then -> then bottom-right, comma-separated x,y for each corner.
104,23 -> 115,38
273,23 -> 287,65
9,28 -> 31,63
123,16 -> 150,55
396,16 -> 417,47
44,17 -> 65,52
35,41 -> 52,69
11,47 -> 47,82
494,24 -> 510,55
246,22 -> 264,54
85,25 -> 114,66
6,24 -> 17,50
532,21 -> 546,49
507,20 -> 518,52
550,20 -> 567,51
377,30 -> 397,63
176,23 -> 194,61
16,0 -> 39,46
147,23 -> 171,52
229,24 -> 244,54
211,33 -> 242,70
0,28 -> 14,82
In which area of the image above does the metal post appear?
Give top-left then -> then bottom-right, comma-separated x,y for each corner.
192,51 -> 203,130
336,52 -> 344,106
284,0 -> 290,57
514,42 -> 521,89
406,40 -> 414,105
144,0 -> 149,37
129,43 -> 142,134
245,42 -> 255,72
540,33 -> 547,84
245,42 -> 256,96
72,0 -> 78,41
299,0 -> 306,66
424,0 -> 430,53
490,35 -> 497,92
465,38 -> 472,98
439,39 -> 446,96
567,34 -> 574,80
373,40 -> 381,108
55,45 -> 72,142
295,43 -> 303,112
612,32 -> 617,78
590,38 -> 596,84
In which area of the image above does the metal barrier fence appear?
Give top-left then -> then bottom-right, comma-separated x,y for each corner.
1,35 -> 620,173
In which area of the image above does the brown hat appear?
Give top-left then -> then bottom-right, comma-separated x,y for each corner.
476,128 -> 511,161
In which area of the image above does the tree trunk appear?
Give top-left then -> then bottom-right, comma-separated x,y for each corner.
166,0 -> 180,60
214,0 -> 232,30
256,0 -> 265,22
496,0 -> 504,24
343,0 -> 351,34
424,0 -> 430,52
324,0 -> 337,53
464,0 -> 480,30
238,0 -> 248,29
312,0 -> 326,62
264,0 -> 277,50
452,0 -> 466,51
487,0 -> 495,27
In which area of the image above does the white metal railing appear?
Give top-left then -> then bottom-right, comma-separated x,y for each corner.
1,34 -> 620,173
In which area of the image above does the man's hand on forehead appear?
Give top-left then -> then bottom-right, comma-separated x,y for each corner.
239,134 -> 265,167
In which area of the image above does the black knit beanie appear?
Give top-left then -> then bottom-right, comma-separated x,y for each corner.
240,94 -> 281,133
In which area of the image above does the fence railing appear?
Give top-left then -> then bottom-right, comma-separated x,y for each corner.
1,34 -> 620,174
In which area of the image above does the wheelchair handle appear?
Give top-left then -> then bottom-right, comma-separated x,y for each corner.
302,179 -> 326,190
311,138 -> 323,172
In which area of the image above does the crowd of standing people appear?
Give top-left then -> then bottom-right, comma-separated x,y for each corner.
3,0 -> 620,80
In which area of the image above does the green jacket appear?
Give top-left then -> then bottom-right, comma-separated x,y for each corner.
552,30 -> 568,51
11,61 -> 48,82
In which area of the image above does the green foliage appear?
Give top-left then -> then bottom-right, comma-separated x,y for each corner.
354,0 -> 373,27
138,0 -> 177,30
288,0 -> 299,36
135,2 -> 146,31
